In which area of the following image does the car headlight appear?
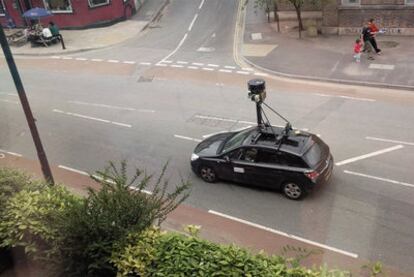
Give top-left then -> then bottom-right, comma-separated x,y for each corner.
191,153 -> 199,161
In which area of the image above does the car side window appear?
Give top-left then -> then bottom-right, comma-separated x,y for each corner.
284,153 -> 307,168
240,147 -> 258,163
256,148 -> 279,164
227,148 -> 244,160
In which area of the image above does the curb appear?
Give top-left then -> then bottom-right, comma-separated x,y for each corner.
8,0 -> 170,57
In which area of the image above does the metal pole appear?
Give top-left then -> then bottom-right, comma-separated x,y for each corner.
0,25 -> 55,184
256,102 -> 263,126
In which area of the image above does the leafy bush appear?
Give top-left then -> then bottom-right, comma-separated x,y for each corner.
55,161 -> 190,276
0,184 -> 80,261
112,228 -> 350,277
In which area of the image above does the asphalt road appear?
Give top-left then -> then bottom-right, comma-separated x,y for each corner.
1,0 -> 414,273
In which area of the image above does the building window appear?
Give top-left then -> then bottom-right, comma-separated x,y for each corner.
43,0 -> 73,12
0,0 -> 5,16
88,0 -> 110,8
341,0 -> 360,5
406,0 -> 414,4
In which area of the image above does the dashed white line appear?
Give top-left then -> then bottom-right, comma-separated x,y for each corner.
107,60 -> 120,63
242,67 -> 254,71
254,72 -> 269,77
0,149 -> 23,157
192,62 -> 204,66
53,109 -> 132,128
188,14 -> 198,32
75,58 -> 87,61
155,63 -> 168,67
68,100 -> 136,111
224,66 -> 236,69
139,62 -> 152,65
366,136 -> 414,146
174,135 -> 202,142
137,109 -> 155,113
162,60 -> 173,64
58,165 -> 89,176
202,67 -> 215,71
7,93 -> 18,97
236,71 -> 250,75
219,69 -> 232,73
91,58 -> 103,62
62,57 -> 73,60
50,56 -> 61,59
198,0 -> 205,9
344,170 -> 414,189
176,61 -> 188,64
207,64 -> 219,67
171,64 -> 184,68
335,145 -> 404,166
123,61 -> 136,64
195,115 -> 256,125
0,99 -> 18,104
208,210 -> 358,258
187,66 -> 199,70
202,131 -> 228,138
315,93 -> 375,102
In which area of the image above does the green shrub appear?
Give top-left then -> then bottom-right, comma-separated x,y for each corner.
112,228 -> 350,277
0,184 -> 80,261
56,161 -> 190,277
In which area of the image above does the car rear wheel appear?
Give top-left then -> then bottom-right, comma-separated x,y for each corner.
282,182 -> 305,200
200,166 -> 217,183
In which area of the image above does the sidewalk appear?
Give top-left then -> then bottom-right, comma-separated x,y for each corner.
7,0 -> 167,56
242,5 -> 414,90
0,153 -> 412,277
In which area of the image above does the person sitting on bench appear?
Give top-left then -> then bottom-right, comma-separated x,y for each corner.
49,21 -> 66,49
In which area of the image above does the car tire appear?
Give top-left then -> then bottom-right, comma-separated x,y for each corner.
199,166 -> 217,183
282,181 -> 306,200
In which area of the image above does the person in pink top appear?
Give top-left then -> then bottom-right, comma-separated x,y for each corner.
353,38 -> 362,63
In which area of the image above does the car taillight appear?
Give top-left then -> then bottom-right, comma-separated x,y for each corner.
305,171 -> 320,181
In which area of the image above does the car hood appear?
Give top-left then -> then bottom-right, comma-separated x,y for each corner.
194,132 -> 233,156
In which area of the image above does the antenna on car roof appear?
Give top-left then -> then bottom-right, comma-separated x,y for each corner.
247,79 -> 293,145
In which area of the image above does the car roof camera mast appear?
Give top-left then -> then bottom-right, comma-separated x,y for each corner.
247,79 -> 293,147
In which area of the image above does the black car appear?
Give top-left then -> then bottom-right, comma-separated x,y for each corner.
190,126 -> 333,200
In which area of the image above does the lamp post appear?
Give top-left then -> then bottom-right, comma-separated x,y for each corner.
0,25 -> 54,184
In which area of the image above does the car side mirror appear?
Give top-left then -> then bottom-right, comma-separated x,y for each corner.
223,156 -> 230,163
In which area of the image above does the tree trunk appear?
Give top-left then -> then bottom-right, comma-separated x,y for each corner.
294,5 -> 303,38
273,1 -> 280,32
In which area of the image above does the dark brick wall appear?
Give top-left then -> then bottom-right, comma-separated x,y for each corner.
338,8 -> 414,28
276,0 -> 321,11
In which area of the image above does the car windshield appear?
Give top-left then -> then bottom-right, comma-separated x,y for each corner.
220,128 -> 253,153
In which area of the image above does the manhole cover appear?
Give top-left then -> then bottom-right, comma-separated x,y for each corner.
378,41 -> 399,48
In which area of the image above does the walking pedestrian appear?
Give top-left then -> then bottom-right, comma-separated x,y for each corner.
368,18 -> 381,55
353,38 -> 362,63
361,23 -> 375,60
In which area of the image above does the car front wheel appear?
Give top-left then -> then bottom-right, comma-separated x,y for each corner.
200,166 -> 217,183
282,182 -> 305,200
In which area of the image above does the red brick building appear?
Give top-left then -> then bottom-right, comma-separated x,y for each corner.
0,0 -> 144,28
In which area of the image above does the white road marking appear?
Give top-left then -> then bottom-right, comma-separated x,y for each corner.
202,131 -> 228,138
192,62 -> 204,66
344,170 -> 414,189
188,14 -> 198,32
366,136 -> 414,146
136,109 -> 156,113
176,61 -> 188,64
75,58 -> 87,61
195,115 -> 256,125
174,135 -> 202,142
91,58 -> 103,62
62,57 -> 73,60
236,71 -> 250,75
254,72 -> 269,77
53,109 -> 132,128
224,65 -> 236,69
242,67 -> 253,71
50,56 -> 61,59
162,60 -> 173,64
315,93 -> 375,102
251,33 -> 263,40
202,67 -> 215,71
198,0 -> 205,9
335,145 -> 404,166
207,64 -> 219,67
123,61 -> 136,64
155,63 -> 167,67
369,64 -> 395,70
0,99 -> 18,104
171,64 -> 184,68
160,33 -> 188,62
107,60 -> 119,63
139,62 -> 151,65
187,66 -> 199,70
197,47 -> 215,52
7,93 -> 18,97
219,69 -> 232,73
0,149 -> 23,157
58,165 -> 89,176
68,100 -> 136,111
208,210 -> 358,258
128,186 -> 153,195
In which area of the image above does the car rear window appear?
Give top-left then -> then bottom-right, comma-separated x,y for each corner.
303,143 -> 323,168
